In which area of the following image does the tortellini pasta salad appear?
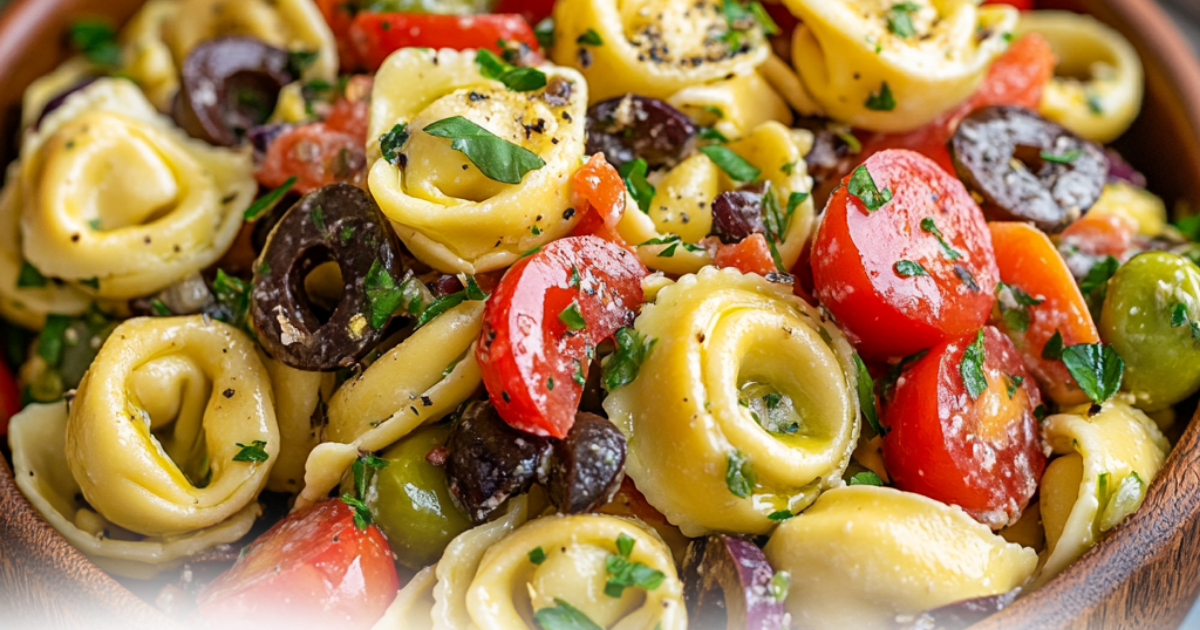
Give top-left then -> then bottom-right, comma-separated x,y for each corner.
2,0 -> 1192,628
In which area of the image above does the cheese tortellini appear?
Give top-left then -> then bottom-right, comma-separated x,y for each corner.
764,486 -> 1038,630
1016,11 -> 1144,144
295,301 -> 484,510
550,0 -> 772,103
784,0 -> 1018,132
9,402 -> 261,579
14,79 -> 255,299
120,0 -> 182,111
1037,402 -> 1169,584
604,267 -> 860,535
618,122 -> 815,275
666,72 -> 792,142
261,355 -> 335,495
65,316 -> 278,538
367,49 -> 589,274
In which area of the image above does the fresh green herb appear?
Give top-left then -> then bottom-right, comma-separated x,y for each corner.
309,204 -> 327,234
16,262 -> 47,288
881,349 -> 928,393
1097,471 -> 1111,502
1172,303 -> 1189,328
37,314 -> 71,367
79,277 -> 100,290
699,145 -> 761,182
529,547 -> 547,565
865,82 -> 896,111
834,128 -> 863,154
894,260 -> 928,277
423,116 -> 546,184
1040,149 -> 1083,164
636,234 -> 704,257
849,471 -> 885,486
1087,91 -> 1105,115
533,599 -> 603,630
1079,255 -> 1120,296
1174,213 -> 1200,240
769,571 -> 791,602
212,270 -> 251,330
997,282 -> 1043,334
761,187 -> 789,244
577,28 -> 603,46
616,533 -> 636,558
1099,472 -> 1145,532
1002,306 -> 1030,333
698,126 -> 729,143
558,301 -> 587,331
351,454 -> 389,499
573,358 -> 586,386
886,2 -> 920,38
569,265 -> 581,289
69,19 -> 121,67
232,440 -> 270,463
602,327 -> 655,392
380,123 -> 410,167
415,285 -> 484,328
87,218 -> 102,230
340,494 -> 373,530
1042,329 -> 1064,360
287,49 -> 319,75
725,450 -> 755,498
149,299 -> 172,317
464,276 -> 488,301
535,17 -> 556,50
960,329 -> 988,400
768,510 -> 794,521
786,191 -> 810,217
397,275 -> 430,318
852,353 -> 885,436
919,217 -> 962,260
747,0 -> 780,35
243,177 -> 297,222
701,105 -> 725,119
340,224 -> 357,242
475,49 -> 547,92
618,158 -> 656,214
1034,404 -> 1048,422
1005,374 -> 1025,399
847,165 -> 893,212
781,161 -> 798,176
1061,343 -> 1124,404
604,550 -> 665,598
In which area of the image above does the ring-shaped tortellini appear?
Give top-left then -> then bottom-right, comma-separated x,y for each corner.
261,355 -> 335,494
1088,182 -> 1167,238
367,48 -> 589,274
19,58 -> 97,129
374,565 -> 438,630
666,72 -> 792,141
604,267 -> 860,536
0,166 -> 90,330
783,0 -> 1017,132
16,79 -> 255,300
119,0 -> 181,111
295,301 -> 484,510
1036,402 -> 1169,584
1015,11 -> 1143,144
617,122 -> 815,276
550,0 -> 772,103
764,486 -> 1038,630
9,403 -> 262,579
463,514 -> 686,630
65,316 -> 278,538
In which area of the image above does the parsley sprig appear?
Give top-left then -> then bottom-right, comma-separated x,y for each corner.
601,327 -> 655,392
603,533 -> 665,598
847,165 -> 892,212
618,158 -> 655,214
423,116 -> 546,184
232,440 -> 270,463
475,49 -> 547,92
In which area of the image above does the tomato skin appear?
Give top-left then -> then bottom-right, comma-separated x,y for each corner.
1058,212 -> 1138,259
492,0 -> 557,30
316,0 -> 361,70
983,0 -> 1035,9
477,236 -> 648,438
349,13 -> 539,71
257,122 -> 367,194
989,222 -> 1100,404
811,150 -> 999,358
714,234 -> 777,277
197,499 -> 399,629
0,357 -> 20,437
882,327 -> 1046,529
569,154 -> 629,247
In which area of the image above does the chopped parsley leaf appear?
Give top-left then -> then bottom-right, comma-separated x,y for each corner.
725,450 -> 755,498
699,145 -> 761,182
618,158 -> 656,214
959,329 -> 988,400
1061,343 -> 1124,404
1041,149 -> 1083,164
16,261 -> 47,288
847,165 -> 893,212
865,82 -> 897,111
232,440 -> 270,463
558,301 -> 587,331
475,49 -> 548,92
529,546 -> 547,565
534,599 -> 603,630
380,123 -> 410,167
423,116 -> 546,184
576,29 -> 603,46
601,327 -> 655,392
1042,330 -> 1064,360
849,470 -> 885,486
894,260 -> 927,277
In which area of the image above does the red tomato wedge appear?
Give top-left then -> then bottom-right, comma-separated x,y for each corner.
257,121 -> 367,194
477,236 -> 648,438
714,233 -> 777,277
569,154 -> 629,247
1058,211 -> 1138,259
349,13 -> 539,71
989,221 -> 1100,404
882,327 -> 1046,529
492,0 -> 557,30
197,499 -> 399,629
0,357 -> 20,437
811,150 -> 999,358
316,0 -> 361,70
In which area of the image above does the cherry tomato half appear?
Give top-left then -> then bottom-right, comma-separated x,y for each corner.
714,233 -> 777,277
569,154 -> 629,247
197,499 -> 399,629
477,236 -> 647,438
257,122 -> 367,194
349,13 -> 539,71
882,326 -> 1046,529
989,221 -> 1100,405
812,149 -> 999,358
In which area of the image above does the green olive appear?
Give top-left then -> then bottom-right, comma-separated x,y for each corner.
1100,252 -> 1200,411
367,425 -> 472,569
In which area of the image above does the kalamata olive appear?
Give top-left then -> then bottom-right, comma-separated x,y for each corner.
682,535 -> 790,630
1105,148 -> 1147,188
893,589 -> 1022,630
444,401 -> 552,523
251,183 -> 404,371
949,105 -> 1108,233
586,94 -> 697,169
543,412 -> 626,514
174,37 -> 294,147
710,183 -> 768,244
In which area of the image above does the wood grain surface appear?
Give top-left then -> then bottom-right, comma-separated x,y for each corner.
2,0 -> 1200,628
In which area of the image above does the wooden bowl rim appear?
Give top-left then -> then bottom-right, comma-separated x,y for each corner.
2,0 -> 1200,628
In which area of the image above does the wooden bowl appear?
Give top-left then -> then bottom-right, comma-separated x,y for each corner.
3,0 -> 1200,628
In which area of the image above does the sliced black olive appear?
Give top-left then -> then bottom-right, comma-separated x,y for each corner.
796,120 -> 860,210
543,412 -> 626,514
586,94 -> 697,169
892,588 -> 1023,630
174,37 -> 294,146
444,401 -> 553,523
949,105 -> 1108,233
683,535 -> 789,630
710,183 -> 768,244
250,183 -> 404,371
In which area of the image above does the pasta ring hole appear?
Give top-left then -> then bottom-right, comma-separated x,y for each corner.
734,345 -> 839,449
128,354 -> 216,488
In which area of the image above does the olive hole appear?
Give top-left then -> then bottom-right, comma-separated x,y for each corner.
303,260 -> 346,325
224,72 -> 283,136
